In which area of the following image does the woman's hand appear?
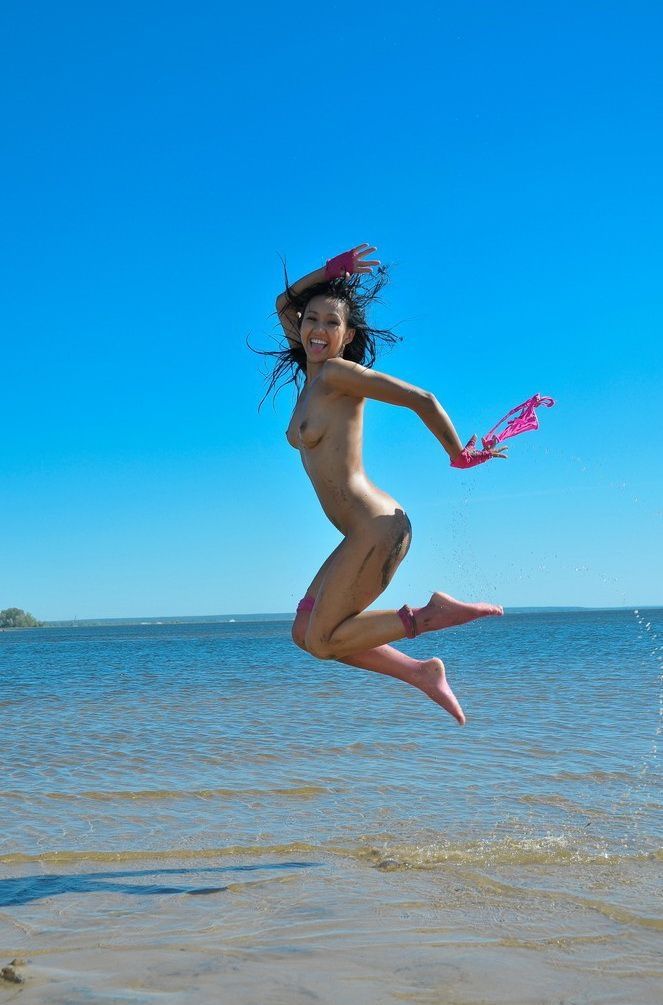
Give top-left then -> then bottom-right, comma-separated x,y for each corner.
325,244 -> 381,280
451,436 -> 509,469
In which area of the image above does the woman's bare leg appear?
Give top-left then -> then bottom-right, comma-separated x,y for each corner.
294,515 -> 472,724
312,597 -> 502,658
345,646 -> 465,724
293,609 -> 465,724
304,519 -> 502,661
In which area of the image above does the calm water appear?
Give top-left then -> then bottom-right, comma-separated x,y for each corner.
1,610 -> 661,1003
2,610 -> 660,861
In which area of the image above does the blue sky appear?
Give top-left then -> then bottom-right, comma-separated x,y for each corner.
1,1 -> 661,620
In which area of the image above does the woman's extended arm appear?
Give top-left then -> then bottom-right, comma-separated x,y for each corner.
417,394 -> 466,460
321,357 -> 507,465
320,358 -> 464,458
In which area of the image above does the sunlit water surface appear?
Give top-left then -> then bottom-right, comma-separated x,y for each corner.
1,610 -> 660,1003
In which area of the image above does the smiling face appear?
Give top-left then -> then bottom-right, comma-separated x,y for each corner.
300,295 -> 355,363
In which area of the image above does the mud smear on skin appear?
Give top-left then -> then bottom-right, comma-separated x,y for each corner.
356,546 -> 376,582
381,511 -> 412,590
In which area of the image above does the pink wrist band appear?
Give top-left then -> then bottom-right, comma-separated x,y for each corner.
325,250 -> 356,280
450,435 -> 493,469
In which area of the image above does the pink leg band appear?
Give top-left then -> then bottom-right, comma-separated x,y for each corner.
296,595 -> 315,613
398,604 -> 417,639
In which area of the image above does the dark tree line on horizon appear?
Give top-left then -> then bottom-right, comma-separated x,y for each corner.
0,608 -> 43,628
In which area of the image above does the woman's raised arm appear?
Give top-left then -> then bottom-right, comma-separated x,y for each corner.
275,265 -> 326,347
275,245 -> 381,347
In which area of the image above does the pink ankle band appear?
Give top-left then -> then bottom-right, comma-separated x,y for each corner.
297,595 -> 315,613
398,604 -> 417,639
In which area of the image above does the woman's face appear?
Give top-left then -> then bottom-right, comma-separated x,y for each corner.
300,295 -> 355,363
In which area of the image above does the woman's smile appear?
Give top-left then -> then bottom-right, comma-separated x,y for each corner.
308,336 -> 329,356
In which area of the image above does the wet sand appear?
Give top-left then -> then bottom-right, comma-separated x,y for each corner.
1,848 -> 661,1004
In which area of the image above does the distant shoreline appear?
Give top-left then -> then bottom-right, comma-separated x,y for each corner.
2,606 -> 657,630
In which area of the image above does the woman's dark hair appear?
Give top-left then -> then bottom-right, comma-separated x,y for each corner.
255,264 -> 400,406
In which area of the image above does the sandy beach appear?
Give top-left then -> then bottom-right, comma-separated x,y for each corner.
1,844 -> 662,1004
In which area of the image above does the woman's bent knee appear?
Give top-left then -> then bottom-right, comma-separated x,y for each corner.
293,615 -> 334,658
291,615 -> 308,650
303,631 -> 335,661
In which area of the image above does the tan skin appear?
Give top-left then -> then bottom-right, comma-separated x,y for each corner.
277,246 -> 506,678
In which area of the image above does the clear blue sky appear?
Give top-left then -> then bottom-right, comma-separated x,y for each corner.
1,1 -> 661,620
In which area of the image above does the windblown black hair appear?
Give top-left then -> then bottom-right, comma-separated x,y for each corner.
254,264 -> 400,407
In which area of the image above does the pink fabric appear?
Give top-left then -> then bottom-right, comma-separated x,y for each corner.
325,249 -> 357,280
296,595 -> 315,613
481,393 -> 555,450
451,393 -> 555,469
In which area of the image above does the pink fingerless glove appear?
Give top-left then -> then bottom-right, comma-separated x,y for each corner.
450,435 -> 494,469
325,249 -> 357,280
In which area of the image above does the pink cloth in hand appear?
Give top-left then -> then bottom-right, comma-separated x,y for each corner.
481,393 -> 555,450
325,249 -> 357,280
451,393 -> 555,470
450,435 -> 495,469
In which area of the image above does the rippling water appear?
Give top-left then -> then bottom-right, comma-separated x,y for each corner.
1,609 -> 661,1003
2,610 -> 660,860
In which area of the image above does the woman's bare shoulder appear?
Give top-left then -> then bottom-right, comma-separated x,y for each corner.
321,358 -> 426,409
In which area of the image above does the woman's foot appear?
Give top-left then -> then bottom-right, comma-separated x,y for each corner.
415,592 -> 503,634
416,658 -> 466,725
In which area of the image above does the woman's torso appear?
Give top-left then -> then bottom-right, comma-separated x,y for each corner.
286,377 -> 401,534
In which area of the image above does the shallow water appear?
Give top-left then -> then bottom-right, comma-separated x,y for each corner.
1,610 -> 661,1002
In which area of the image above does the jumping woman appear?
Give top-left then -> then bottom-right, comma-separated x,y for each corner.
267,244 -> 512,725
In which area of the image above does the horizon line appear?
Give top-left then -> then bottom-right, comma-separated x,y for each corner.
36,603 -> 663,627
